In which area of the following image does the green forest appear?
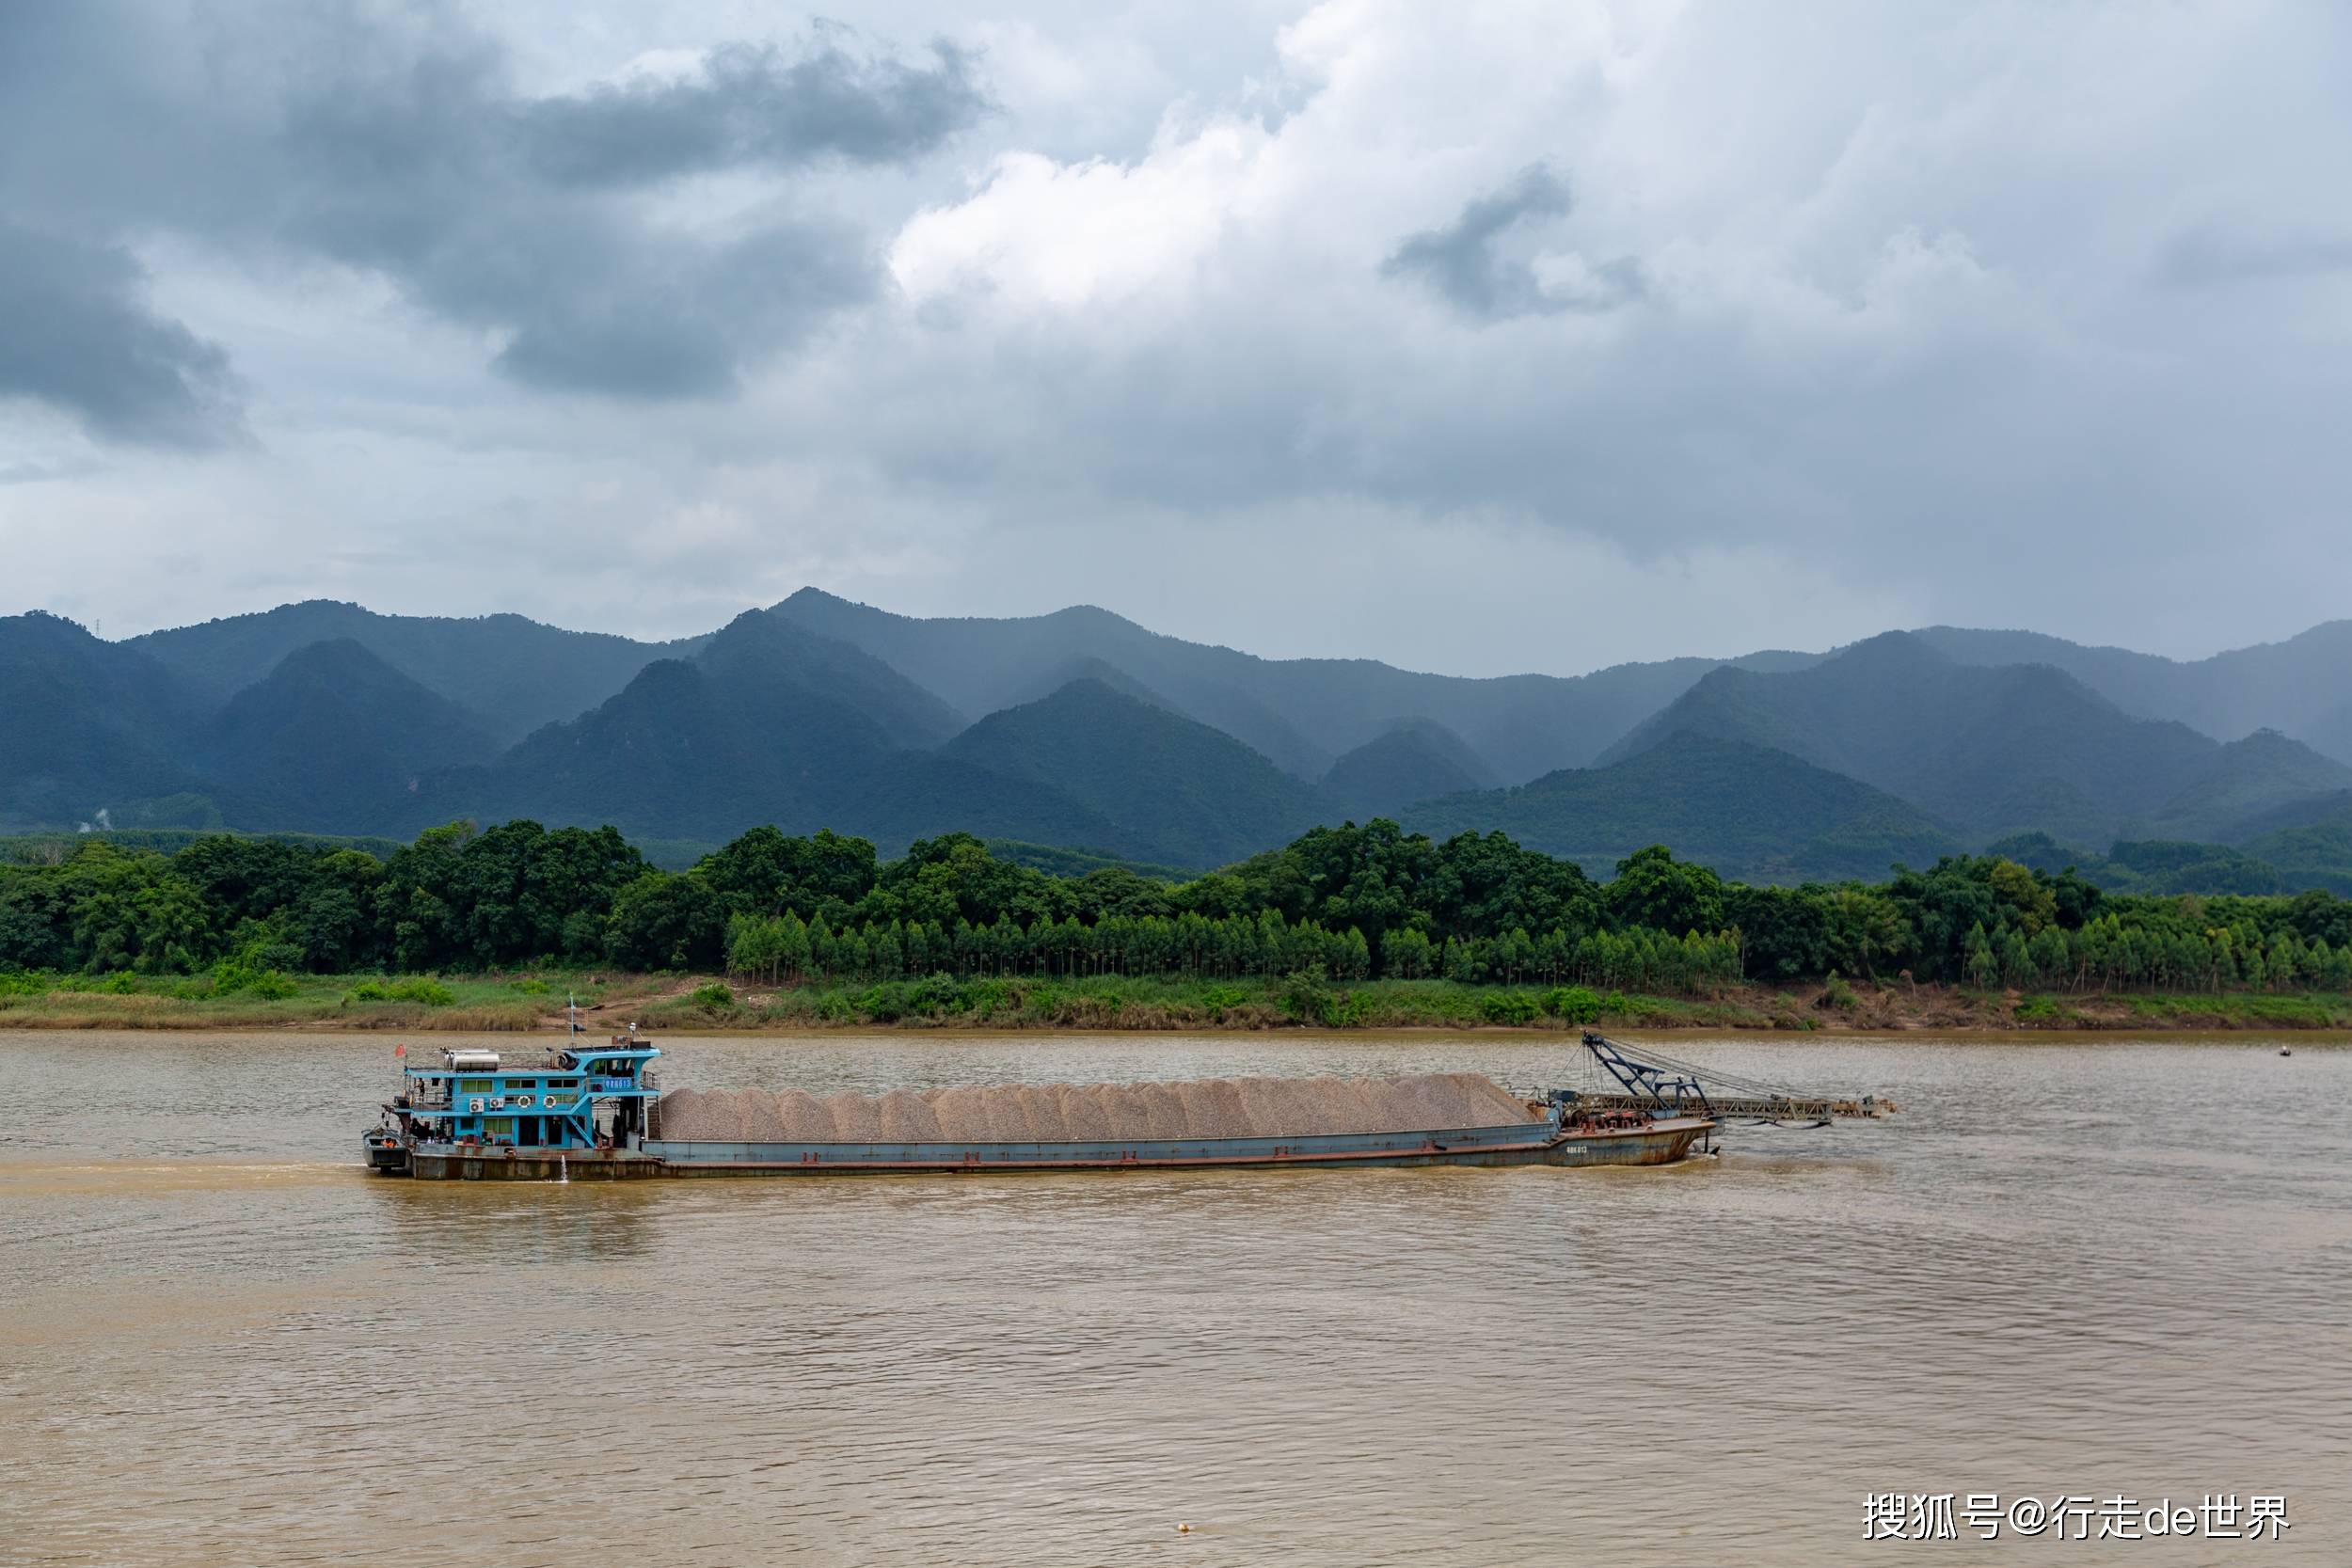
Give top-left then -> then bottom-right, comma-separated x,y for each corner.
7,818 -> 2352,1014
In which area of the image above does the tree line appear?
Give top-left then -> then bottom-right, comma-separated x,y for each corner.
4,817 -> 2351,995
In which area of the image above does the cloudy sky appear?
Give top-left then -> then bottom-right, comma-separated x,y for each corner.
3,0 -> 2347,673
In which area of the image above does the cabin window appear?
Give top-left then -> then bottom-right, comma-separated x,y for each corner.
458,1078 -> 494,1094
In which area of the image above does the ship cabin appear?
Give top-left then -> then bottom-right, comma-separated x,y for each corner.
373,1034 -> 661,1168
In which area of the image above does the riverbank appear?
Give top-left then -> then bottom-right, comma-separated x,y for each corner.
4,970 -> 2349,1033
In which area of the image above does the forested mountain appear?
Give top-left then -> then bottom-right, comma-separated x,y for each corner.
2139,730 -> 2352,841
691,609 -> 962,750
2240,805 -> 2352,896
128,599 -> 704,742
1409,732 -> 1959,884
0,612 -> 200,830
771,586 -> 1820,784
1915,621 -> 2352,764
2224,785 -> 2352,843
773,591 -> 1334,777
196,640 -> 501,832
942,678 -> 1338,868
1602,633 -> 2352,845
13,593 -> 2352,893
994,655 -> 1178,715
414,611 -> 1117,851
1323,720 -> 1498,819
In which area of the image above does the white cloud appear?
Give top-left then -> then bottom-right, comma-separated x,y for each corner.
891,123 -> 1273,307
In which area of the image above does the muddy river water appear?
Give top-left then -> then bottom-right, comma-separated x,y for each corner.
1,1030 -> 2346,1565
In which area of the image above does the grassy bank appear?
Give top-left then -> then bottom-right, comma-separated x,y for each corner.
4,969 -> 2350,1033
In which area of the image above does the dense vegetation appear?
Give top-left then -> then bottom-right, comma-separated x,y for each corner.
7,819 -> 2350,1007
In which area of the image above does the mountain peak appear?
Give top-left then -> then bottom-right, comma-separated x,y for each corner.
1826,628 -> 1953,671
699,607 -> 962,747
268,636 -> 403,681
1408,732 -> 1957,883
944,676 -> 1331,867
1324,719 -> 1499,818
1038,673 -> 1144,707
776,586 -> 857,610
194,637 -> 502,832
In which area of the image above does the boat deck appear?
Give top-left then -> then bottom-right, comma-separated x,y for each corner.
400,1117 -> 1714,1180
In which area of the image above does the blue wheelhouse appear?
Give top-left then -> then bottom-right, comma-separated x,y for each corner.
364,1027 -> 660,1174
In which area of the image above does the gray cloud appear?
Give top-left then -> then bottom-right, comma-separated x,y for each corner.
271,22 -> 983,398
2155,224 -> 2352,288
0,7 -> 983,416
519,35 -> 986,188
487,225 -> 875,397
0,220 -> 243,448
1381,165 -> 1641,319
273,54 -> 883,398
8,1 -> 2351,673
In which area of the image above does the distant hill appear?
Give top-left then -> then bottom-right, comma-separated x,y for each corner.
1988,832 -> 2281,895
1323,720 -> 1498,819
983,840 -> 1197,882
2,826 -> 412,864
0,612 -> 201,830
691,608 -> 961,750
23,591 -> 2352,881
2138,729 -> 2352,841
197,640 -> 501,832
128,599 -> 704,742
2240,813 -> 2352,896
1603,632 -> 2352,845
943,679 -> 1338,868
1915,621 -> 2352,765
414,613 -> 1121,852
771,587 -> 1821,784
993,654 -> 1169,713
1409,732 -> 1959,884
432,656 -> 878,840
2219,785 -> 2352,844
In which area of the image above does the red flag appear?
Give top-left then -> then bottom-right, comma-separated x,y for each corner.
393,1042 -> 406,1058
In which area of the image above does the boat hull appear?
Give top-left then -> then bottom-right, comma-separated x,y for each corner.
399,1117 -> 1714,1180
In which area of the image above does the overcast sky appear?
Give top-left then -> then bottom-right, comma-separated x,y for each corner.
3,0 -> 2347,673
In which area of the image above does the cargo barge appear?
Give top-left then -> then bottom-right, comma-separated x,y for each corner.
363,1028 -> 1883,1182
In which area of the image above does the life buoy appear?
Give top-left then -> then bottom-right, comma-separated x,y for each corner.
516,1094 -> 535,1109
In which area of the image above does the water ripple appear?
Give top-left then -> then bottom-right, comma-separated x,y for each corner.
1,1030 -> 2346,1565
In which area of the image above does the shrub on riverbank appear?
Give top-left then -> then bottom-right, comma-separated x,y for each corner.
3,965 -> 2349,1031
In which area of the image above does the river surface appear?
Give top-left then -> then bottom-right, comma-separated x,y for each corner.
2,1030 -> 2346,1566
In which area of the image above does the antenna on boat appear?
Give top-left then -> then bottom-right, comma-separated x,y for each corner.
568,992 -> 581,1037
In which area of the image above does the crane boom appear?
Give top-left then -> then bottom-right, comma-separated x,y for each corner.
1563,1032 -> 1897,1124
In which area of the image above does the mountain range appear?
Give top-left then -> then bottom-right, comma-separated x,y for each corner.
8,591 -> 2352,890
1597,632 -> 2352,845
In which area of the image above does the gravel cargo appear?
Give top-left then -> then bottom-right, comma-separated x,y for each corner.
655,1072 -> 1535,1144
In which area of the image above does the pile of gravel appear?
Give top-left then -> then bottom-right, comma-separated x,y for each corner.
654,1072 -> 1536,1144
